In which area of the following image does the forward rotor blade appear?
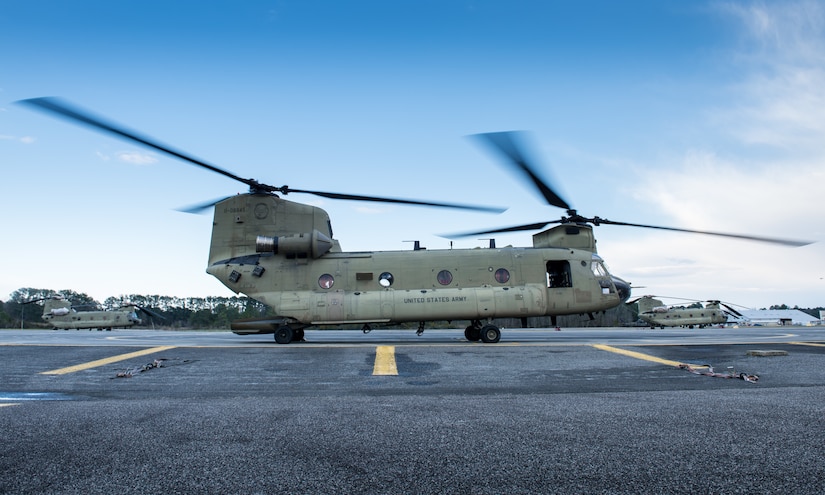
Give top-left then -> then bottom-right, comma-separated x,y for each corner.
286,188 -> 506,213
443,220 -> 560,238
473,131 -> 571,210
595,218 -> 812,247
720,303 -> 744,318
18,97 -> 254,188
135,305 -> 166,321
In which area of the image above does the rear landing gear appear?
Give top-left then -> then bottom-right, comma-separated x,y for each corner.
274,326 -> 293,344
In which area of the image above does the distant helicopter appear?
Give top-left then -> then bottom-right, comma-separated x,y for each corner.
19,97 -> 810,343
23,295 -> 161,331
629,295 -> 745,329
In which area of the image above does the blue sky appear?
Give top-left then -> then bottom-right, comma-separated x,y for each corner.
2,0 -> 824,309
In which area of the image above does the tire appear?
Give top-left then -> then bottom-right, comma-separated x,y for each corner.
480,324 -> 501,343
464,325 -> 481,342
274,326 -> 293,344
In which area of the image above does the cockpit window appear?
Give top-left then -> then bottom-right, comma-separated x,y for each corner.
591,254 -> 614,294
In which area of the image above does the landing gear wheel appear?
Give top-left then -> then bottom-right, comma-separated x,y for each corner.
464,325 -> 481,342
274,326 -> 294,344
291,328 -> 305,342
480,324 -> 501,343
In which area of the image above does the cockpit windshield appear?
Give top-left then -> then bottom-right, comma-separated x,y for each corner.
591,259 -> 608,277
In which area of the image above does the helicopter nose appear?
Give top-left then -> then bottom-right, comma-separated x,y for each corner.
612,276 -> 632,303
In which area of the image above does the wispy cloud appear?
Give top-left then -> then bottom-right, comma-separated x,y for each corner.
1,134 -> 35,144
714,0 -> 825,149
116,151 -> 158,165
616,1 -> 825,307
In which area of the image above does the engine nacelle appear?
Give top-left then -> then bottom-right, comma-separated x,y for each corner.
255,229 -> 333,259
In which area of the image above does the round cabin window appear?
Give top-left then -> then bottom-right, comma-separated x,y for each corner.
318,274 -> 334,289
436,270 -> 453,285
379,272 -> 394,287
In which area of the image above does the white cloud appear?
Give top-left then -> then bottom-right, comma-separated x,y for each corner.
0,134 -> 36,144
715,1 -> 825,149
116,151 -> 158,165
611,1 -> 825,308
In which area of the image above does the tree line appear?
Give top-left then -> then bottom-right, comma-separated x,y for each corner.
0,287 -> 821,330
0,288 -> 271,329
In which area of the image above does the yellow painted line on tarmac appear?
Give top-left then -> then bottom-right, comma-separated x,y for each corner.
373,345 -> 398,376
790,342 -> 825,348
40,346 -> 176,375
592,344 -> 690,368
0,403 -> 20,408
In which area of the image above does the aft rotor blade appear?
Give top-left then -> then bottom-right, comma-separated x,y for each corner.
473,131 -> 571,210
20,97 -> 506,214
286,188 -> 506,213
176,196 -> 234,214
18,97 -> 254,188
595,218 -> 812,247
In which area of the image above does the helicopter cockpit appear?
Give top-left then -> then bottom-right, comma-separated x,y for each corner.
591,254 -> 631,302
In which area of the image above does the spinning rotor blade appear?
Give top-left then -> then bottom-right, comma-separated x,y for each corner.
20,97 -> 505,214
720,303 -> 744,318
594,218 -> 812,247
128,305 -> 166,321
176,196 -> 234,214
285,188 -> 505,213
19,97 -> 253,187
473,131 -> 571,210
448,215 -> 811,246
444,220 -> 562,238
457,130 -> 813,247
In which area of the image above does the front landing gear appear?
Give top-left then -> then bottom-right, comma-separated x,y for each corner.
464,320 -> 500,343
480,324 -> 501,343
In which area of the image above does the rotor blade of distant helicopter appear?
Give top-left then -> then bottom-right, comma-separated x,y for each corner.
135,305 -> 166,321
472,131 -> 571,210
720,303 -> 744,318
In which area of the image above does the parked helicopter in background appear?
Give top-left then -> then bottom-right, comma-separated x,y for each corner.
630,295 -> 745,329
24,295 -> 161,331
19,97 -> 810,343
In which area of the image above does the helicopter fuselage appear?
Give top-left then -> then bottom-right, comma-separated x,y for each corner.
636,297 -> 727,329
211,245 -> 625,327
40,299 -> 142,330
206,194 -> 630,336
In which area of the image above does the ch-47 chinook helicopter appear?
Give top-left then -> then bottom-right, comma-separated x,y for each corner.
629,295 -> 746,329
23,295 -> 159,331
19,97 -> 812,343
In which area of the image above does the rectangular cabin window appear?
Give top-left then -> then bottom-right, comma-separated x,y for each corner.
546,260 -> 572,288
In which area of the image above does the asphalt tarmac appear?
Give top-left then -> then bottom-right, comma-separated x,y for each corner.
2,326 -> 825,494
